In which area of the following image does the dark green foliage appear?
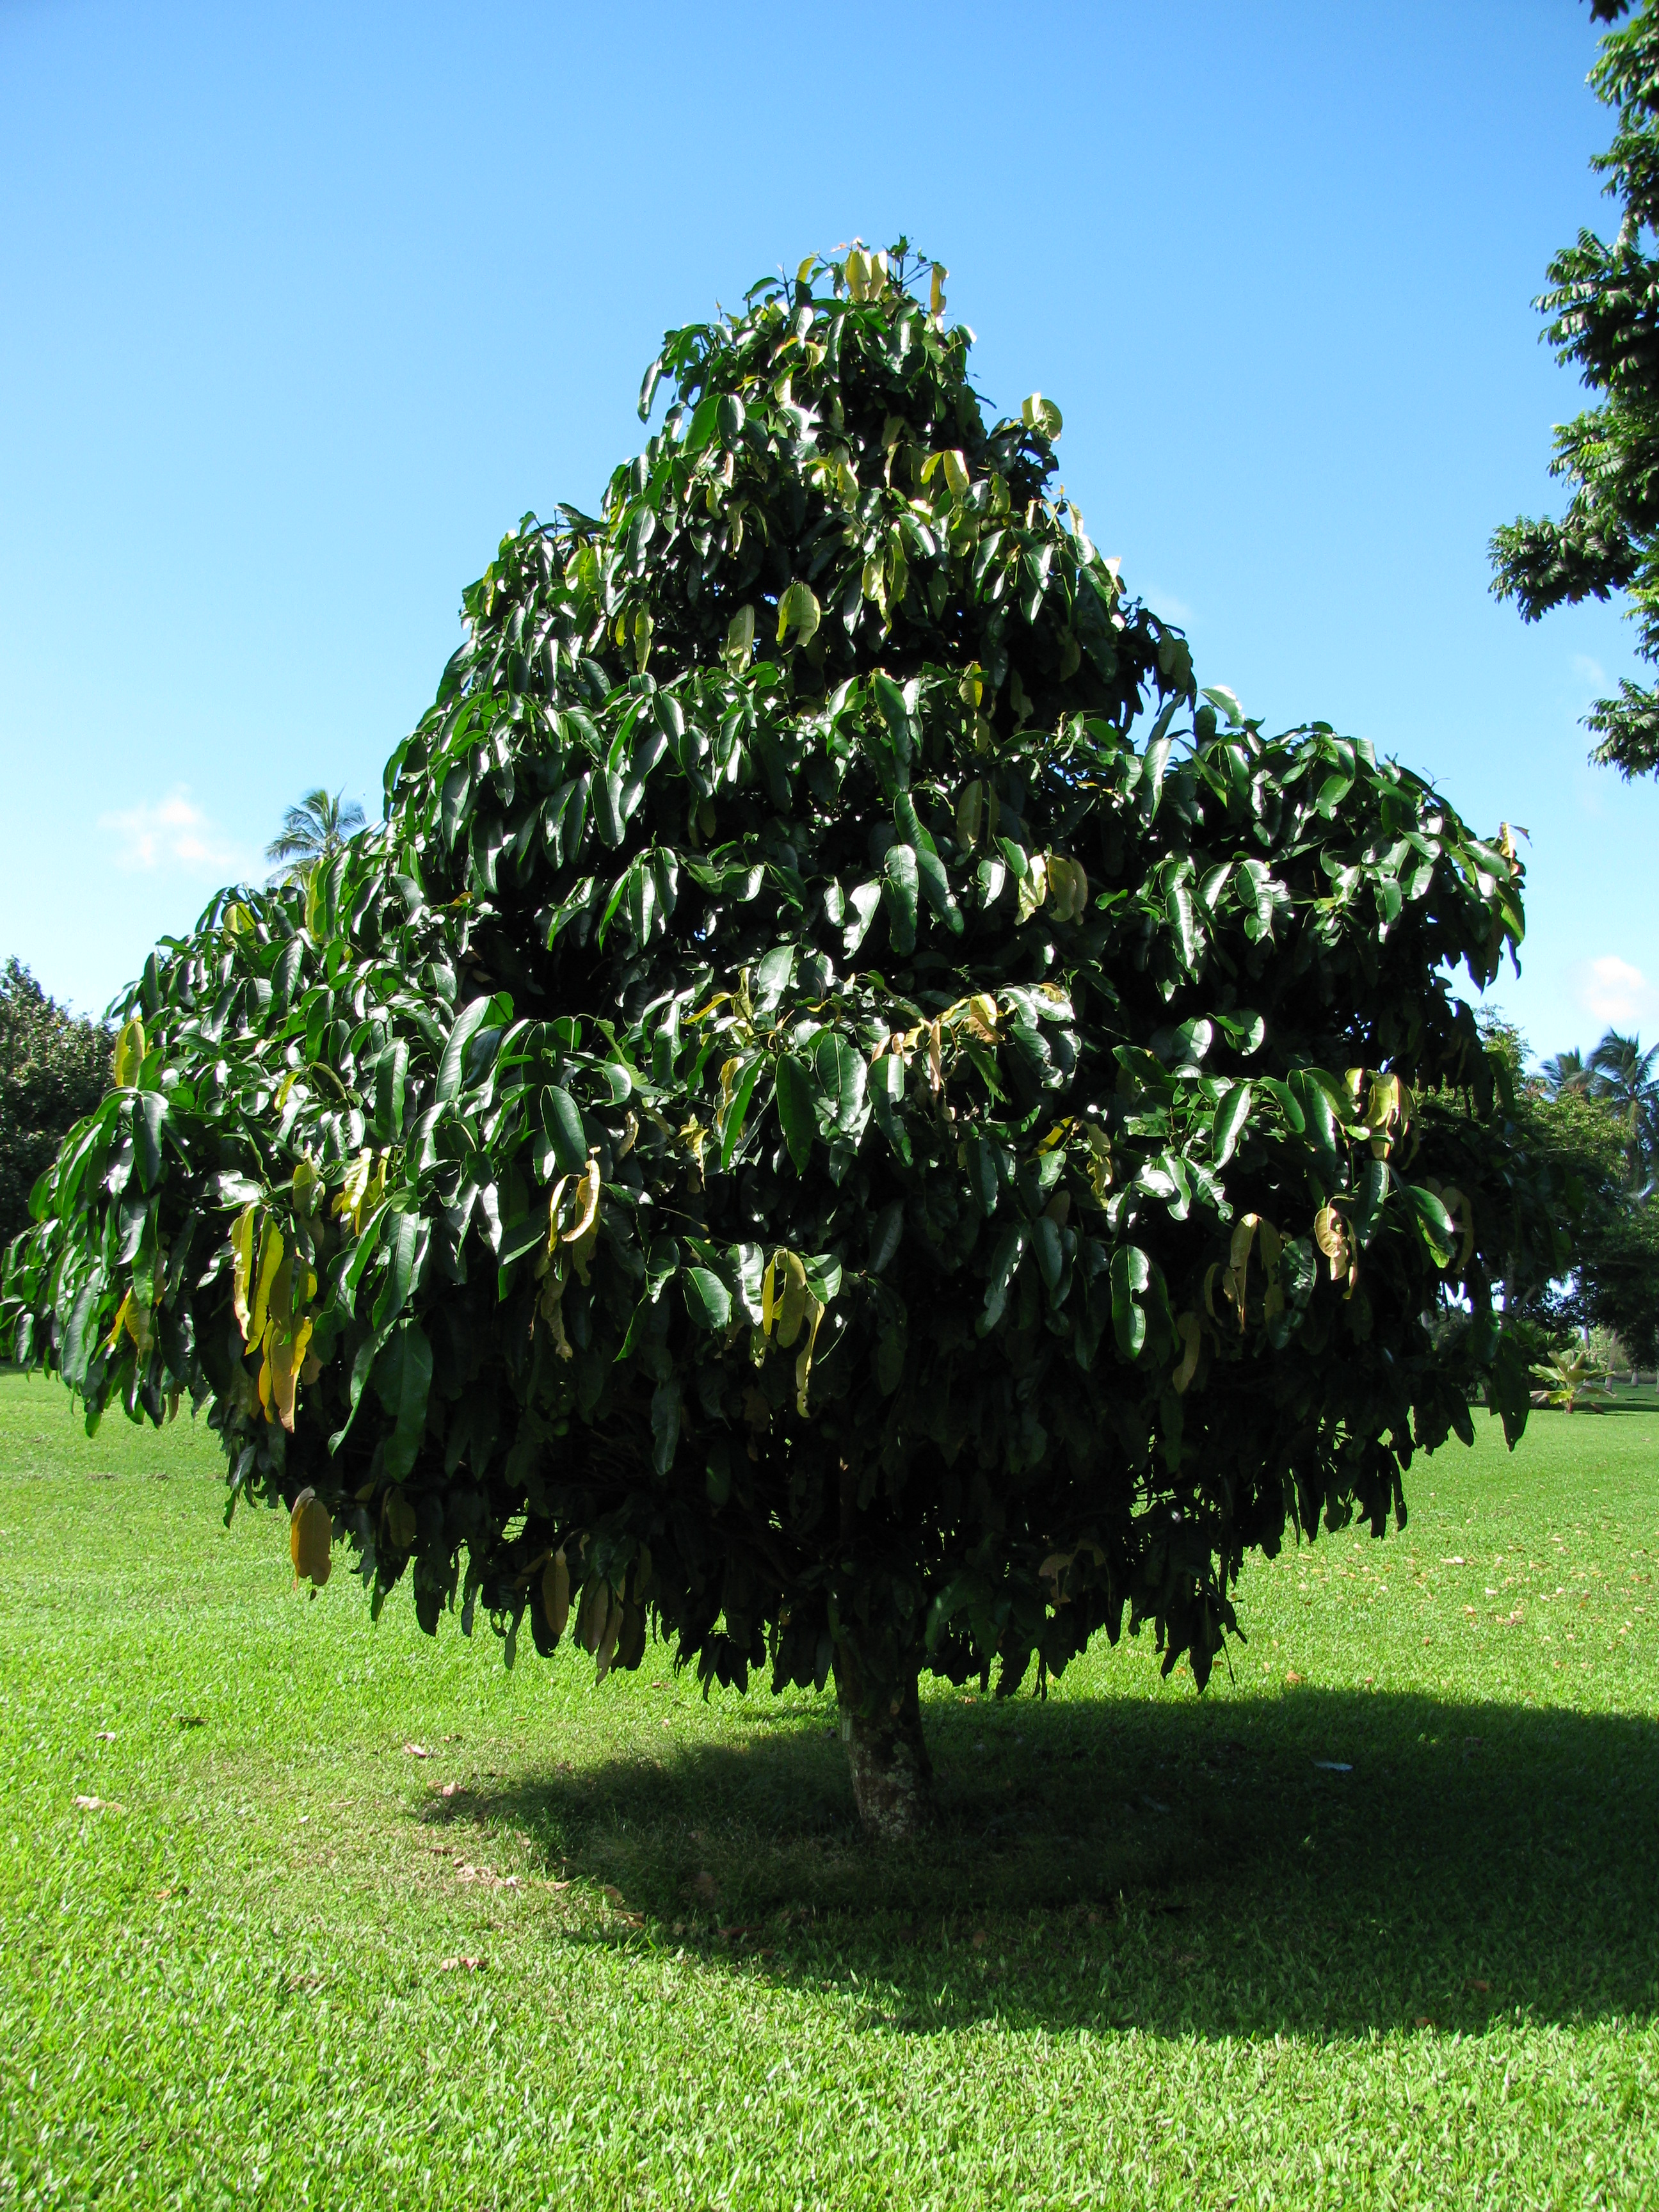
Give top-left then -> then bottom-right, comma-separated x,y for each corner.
1505,1032 -> 1659,1366
0,962 -> 110,1256
1492,0 -> 1659,775
3,244 -> 1562,1731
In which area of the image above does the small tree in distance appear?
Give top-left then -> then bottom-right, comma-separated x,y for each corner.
5,244 -> 1561,1836
266,789 -> 366,885
0,961 -> 111,1255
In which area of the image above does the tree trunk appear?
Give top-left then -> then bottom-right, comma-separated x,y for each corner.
840,1674 -> 934,1840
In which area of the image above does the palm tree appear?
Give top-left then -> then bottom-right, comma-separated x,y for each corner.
266,789 -> 366,885
1541,1047 -> 1588,1096
1587,1029 -> 1659,1192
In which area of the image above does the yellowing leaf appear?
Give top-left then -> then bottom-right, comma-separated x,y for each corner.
230,1205 -> 257,1339
1313,1203 -> 1349,1280
290,1489 -> 332,1587
794,1293 -> 824,1416
385,1486 -> 418,1550
250,1223 -> 285,1345
929,262 -> 947,319
774,1250 -> 808,1348
776,581 -> 821,650
563,1157 -> 602,1247
545,1548 -> 570,1639
725,605 -> 755,668
113,1015 -> 146,1089
1172,1312 -> 1203,1395
335,1148 -> 373,1224
942,449 -> 970,497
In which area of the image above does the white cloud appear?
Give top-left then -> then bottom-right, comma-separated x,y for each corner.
1137,581 -> 1196,625
99,787 -> 257,880
1576,954 -> 1659,1030
1572,653 -> 1606,689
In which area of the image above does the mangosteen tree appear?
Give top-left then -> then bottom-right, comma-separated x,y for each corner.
4,243 -> 1560,1838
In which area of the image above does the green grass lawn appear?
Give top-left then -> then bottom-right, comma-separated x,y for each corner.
1,1374 -> 1655,2209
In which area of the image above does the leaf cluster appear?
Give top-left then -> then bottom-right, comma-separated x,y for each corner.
1492,0 -> 1659,774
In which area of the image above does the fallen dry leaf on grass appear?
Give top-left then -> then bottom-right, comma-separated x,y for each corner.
438,1955 -> 485,1973
95,1731 -> 117,1743
437,1781 -> 465,1799
403,1743 -> 430,1759
74,1794 -> 124,1812
455,1864 -> 520,1891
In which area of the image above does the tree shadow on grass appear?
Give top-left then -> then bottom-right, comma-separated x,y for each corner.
422,1687 -> 1659,2040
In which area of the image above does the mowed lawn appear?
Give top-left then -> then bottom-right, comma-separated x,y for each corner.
0,1374 -> 1655,2211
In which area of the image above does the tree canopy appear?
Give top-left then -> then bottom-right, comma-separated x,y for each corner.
0,961 -> 110,1253
1491,0 -> 1659,775
1507,1018 -> 1659,1365
3,243 -> 1562,1833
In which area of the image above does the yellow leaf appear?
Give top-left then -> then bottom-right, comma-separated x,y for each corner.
1016,851 -> 1048,923
725,605 -> 755,667
290,1490 -> 332,1587
294,1156 -> 323,1218
929,264 -> 947,319
544,1549 -> 571,1639
230,1205 -> 257,1338
250,1223 -> 285,1346
105,1292 -> 134,1354
113,1015 -> 146,1089
956,780 -> 984,850
775,1251 -> 808,1349
761,1251 -> 778,1335
1313,1203 -> 1349,1280
942,449 -> 970,497
562,1158 -> 601,1247
1229,1214 -> 1261,1327
794,1294 -> 824,1416
967,991 -> 999,1043
1172,1312 -> 1203,1395
385,1486 -> 419,1550
335,1148 -> 373,1222
270,1313 -> 312,1433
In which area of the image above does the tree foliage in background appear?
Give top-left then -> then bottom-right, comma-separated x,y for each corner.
1491,0 -> 1659,776
266,789 -> 367,885
0,962 -> 110,1257
3,244 -> 1563,1832
1501,1018 -> 1659,1366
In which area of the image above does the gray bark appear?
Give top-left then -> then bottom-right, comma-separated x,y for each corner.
840,1674 -> 934,1840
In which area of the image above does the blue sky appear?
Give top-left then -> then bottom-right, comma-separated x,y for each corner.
2,0 -> 1652,1065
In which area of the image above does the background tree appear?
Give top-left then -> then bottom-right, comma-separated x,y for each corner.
266,789 -> 367,884
3,244 -> 1560,1836
1585,1027 -> 1658,1187
0,961 -> 111,1256
1491,0 -> 1659,775
1502,1022 -> 1659,1366
1541,1046 -> 1588,1094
